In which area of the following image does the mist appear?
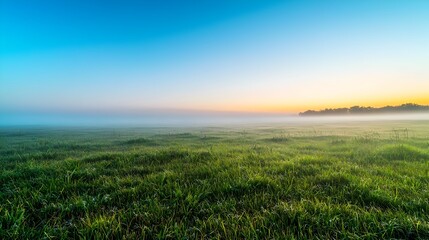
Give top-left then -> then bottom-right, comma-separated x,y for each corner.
2,111 -> 429,128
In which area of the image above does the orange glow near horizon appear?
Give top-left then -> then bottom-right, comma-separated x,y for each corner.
198,96 -> 429,114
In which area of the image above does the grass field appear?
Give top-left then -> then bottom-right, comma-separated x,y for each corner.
1,120 -> 429,239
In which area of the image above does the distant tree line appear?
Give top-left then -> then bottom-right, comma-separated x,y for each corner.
299,103 -> 429,116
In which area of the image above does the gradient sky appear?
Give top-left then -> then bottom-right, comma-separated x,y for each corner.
1,0 -> 429,114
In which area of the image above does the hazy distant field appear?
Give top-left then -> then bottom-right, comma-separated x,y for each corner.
1,120 -> 429,239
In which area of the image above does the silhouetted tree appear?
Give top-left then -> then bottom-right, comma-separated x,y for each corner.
299,103 -> 429,116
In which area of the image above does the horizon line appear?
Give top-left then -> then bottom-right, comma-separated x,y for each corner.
1,102 -> 429,117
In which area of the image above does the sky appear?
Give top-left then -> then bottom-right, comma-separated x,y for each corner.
1,0 -> 429,116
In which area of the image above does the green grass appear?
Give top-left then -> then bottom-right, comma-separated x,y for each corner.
1,120 -> 429,239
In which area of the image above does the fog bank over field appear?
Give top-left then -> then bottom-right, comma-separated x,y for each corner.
1,112 -> 429,127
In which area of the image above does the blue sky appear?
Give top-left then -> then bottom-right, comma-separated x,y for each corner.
1,0 -> 429,115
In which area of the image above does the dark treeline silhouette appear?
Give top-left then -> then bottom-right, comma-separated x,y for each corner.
299,103 -> 429,116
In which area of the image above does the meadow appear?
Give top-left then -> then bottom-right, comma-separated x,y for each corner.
1,119 -> 429,239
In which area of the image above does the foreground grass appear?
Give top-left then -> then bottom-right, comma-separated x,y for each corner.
1,120 -> 429,239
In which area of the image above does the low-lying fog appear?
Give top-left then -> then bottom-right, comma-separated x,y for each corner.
1,112 -> 429,127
